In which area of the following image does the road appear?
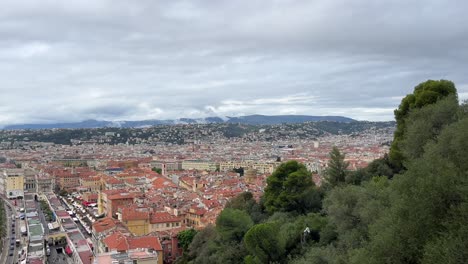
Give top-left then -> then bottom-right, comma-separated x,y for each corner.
0,196 -> 19,264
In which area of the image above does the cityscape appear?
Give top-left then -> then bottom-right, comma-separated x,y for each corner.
0,120 -> 393,264
1,0 -> 467,264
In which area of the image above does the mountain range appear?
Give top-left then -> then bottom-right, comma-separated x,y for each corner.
2,115 -> 355,129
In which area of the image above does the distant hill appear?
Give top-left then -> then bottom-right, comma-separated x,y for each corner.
225,115 -> 354,125
2,115 -> 355,130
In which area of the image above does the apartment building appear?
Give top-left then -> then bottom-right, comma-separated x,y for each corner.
182,160 -> 218,171
1,168 -> 25,198
151,160 -> 182,172
99,190 -> 138,217
219,160 -> 279,174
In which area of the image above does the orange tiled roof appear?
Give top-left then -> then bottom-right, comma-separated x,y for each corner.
152,177 -> 177,189
128,236 -> 162,251
93,217 -> 118,233
150,212 -> 181,224
103,232 -> 128,251
103,232 -> 162,251
107,192 -> 138,200
121,207 -> 150,221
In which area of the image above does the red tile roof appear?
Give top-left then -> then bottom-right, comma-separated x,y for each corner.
103,232 -> 162,252
128,236 -> 162,251
121,207 -> 150,221
150,212 -> 181,224
92,217 -> 118,233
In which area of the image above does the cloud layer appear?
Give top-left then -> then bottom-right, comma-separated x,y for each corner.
1,0 -> 467,125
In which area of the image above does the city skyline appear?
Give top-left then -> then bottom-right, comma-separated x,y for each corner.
1,0 -> 468,126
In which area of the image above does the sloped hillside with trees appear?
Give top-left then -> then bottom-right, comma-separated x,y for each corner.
176,79 -> 468,264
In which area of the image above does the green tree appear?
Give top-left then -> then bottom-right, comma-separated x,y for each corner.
152,167 -> 162,174
399,96 -> 459,161
263,160 -> 320,214
225,192 -> 267,224
421,203 -> 468,264
325,147 -> 349,187
184,225 -> 218,263
323,177 -> 390,260
178,229 -> 198,251
355,117 -> 468,264
390,79 -> 457,170
244,222 -> 285,263
278,213 -> 328,257
216,208 -> 253,242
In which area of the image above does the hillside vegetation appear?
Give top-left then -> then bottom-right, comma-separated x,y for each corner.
176,80 -> 468,264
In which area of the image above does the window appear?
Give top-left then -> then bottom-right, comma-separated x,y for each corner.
166,223 -> 170,227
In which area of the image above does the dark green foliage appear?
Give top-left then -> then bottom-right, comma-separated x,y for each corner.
181,81 -> 467,264
354,117 -> 468,264
225,192 -> 267,224
390,79 -> 457,169
178,229 -> 198,251
264,160 -> 321,214
346,154 -> 395,185
225,192 -> 255,211
216,208 -> 253,242
59,189 -> 68,197
290,245 -> 344,264
365,155 -> 394,177
325,147 -> 349,187
151,167 -> 162,174
400,96 -> 459,162
183,224 -> 248,264
184,225 -> 217,263
280,213 -> 328,255
232,167 -> 244,176
323,177 -> 391,260
244,222 -> 285,263
421,202 -> 468,264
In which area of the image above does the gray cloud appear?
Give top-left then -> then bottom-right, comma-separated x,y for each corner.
1,0 -> 468,126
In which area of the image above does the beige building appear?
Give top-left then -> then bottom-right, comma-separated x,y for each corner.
149,212 -> 183,233
220,160 -> 279,174
151,160 -> 182,172
182,160 -> 218,171
36,173 -> 55,193
24,168 -> 37,192
79,175 -> 102,192
2,169 -> 25,198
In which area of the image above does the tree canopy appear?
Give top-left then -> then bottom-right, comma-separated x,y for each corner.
263,160 -> 321,214
178,80 -> 468,264
390,79 -> 457,169
325,146 -> 349,187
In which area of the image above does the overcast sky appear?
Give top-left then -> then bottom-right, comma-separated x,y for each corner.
1,0 -> 467,126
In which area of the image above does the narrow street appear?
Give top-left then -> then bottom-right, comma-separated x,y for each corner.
0,196 -> 19,264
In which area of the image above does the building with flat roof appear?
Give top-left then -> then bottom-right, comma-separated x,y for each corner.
182,160 -> 218,171
2,168 -> 25,198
